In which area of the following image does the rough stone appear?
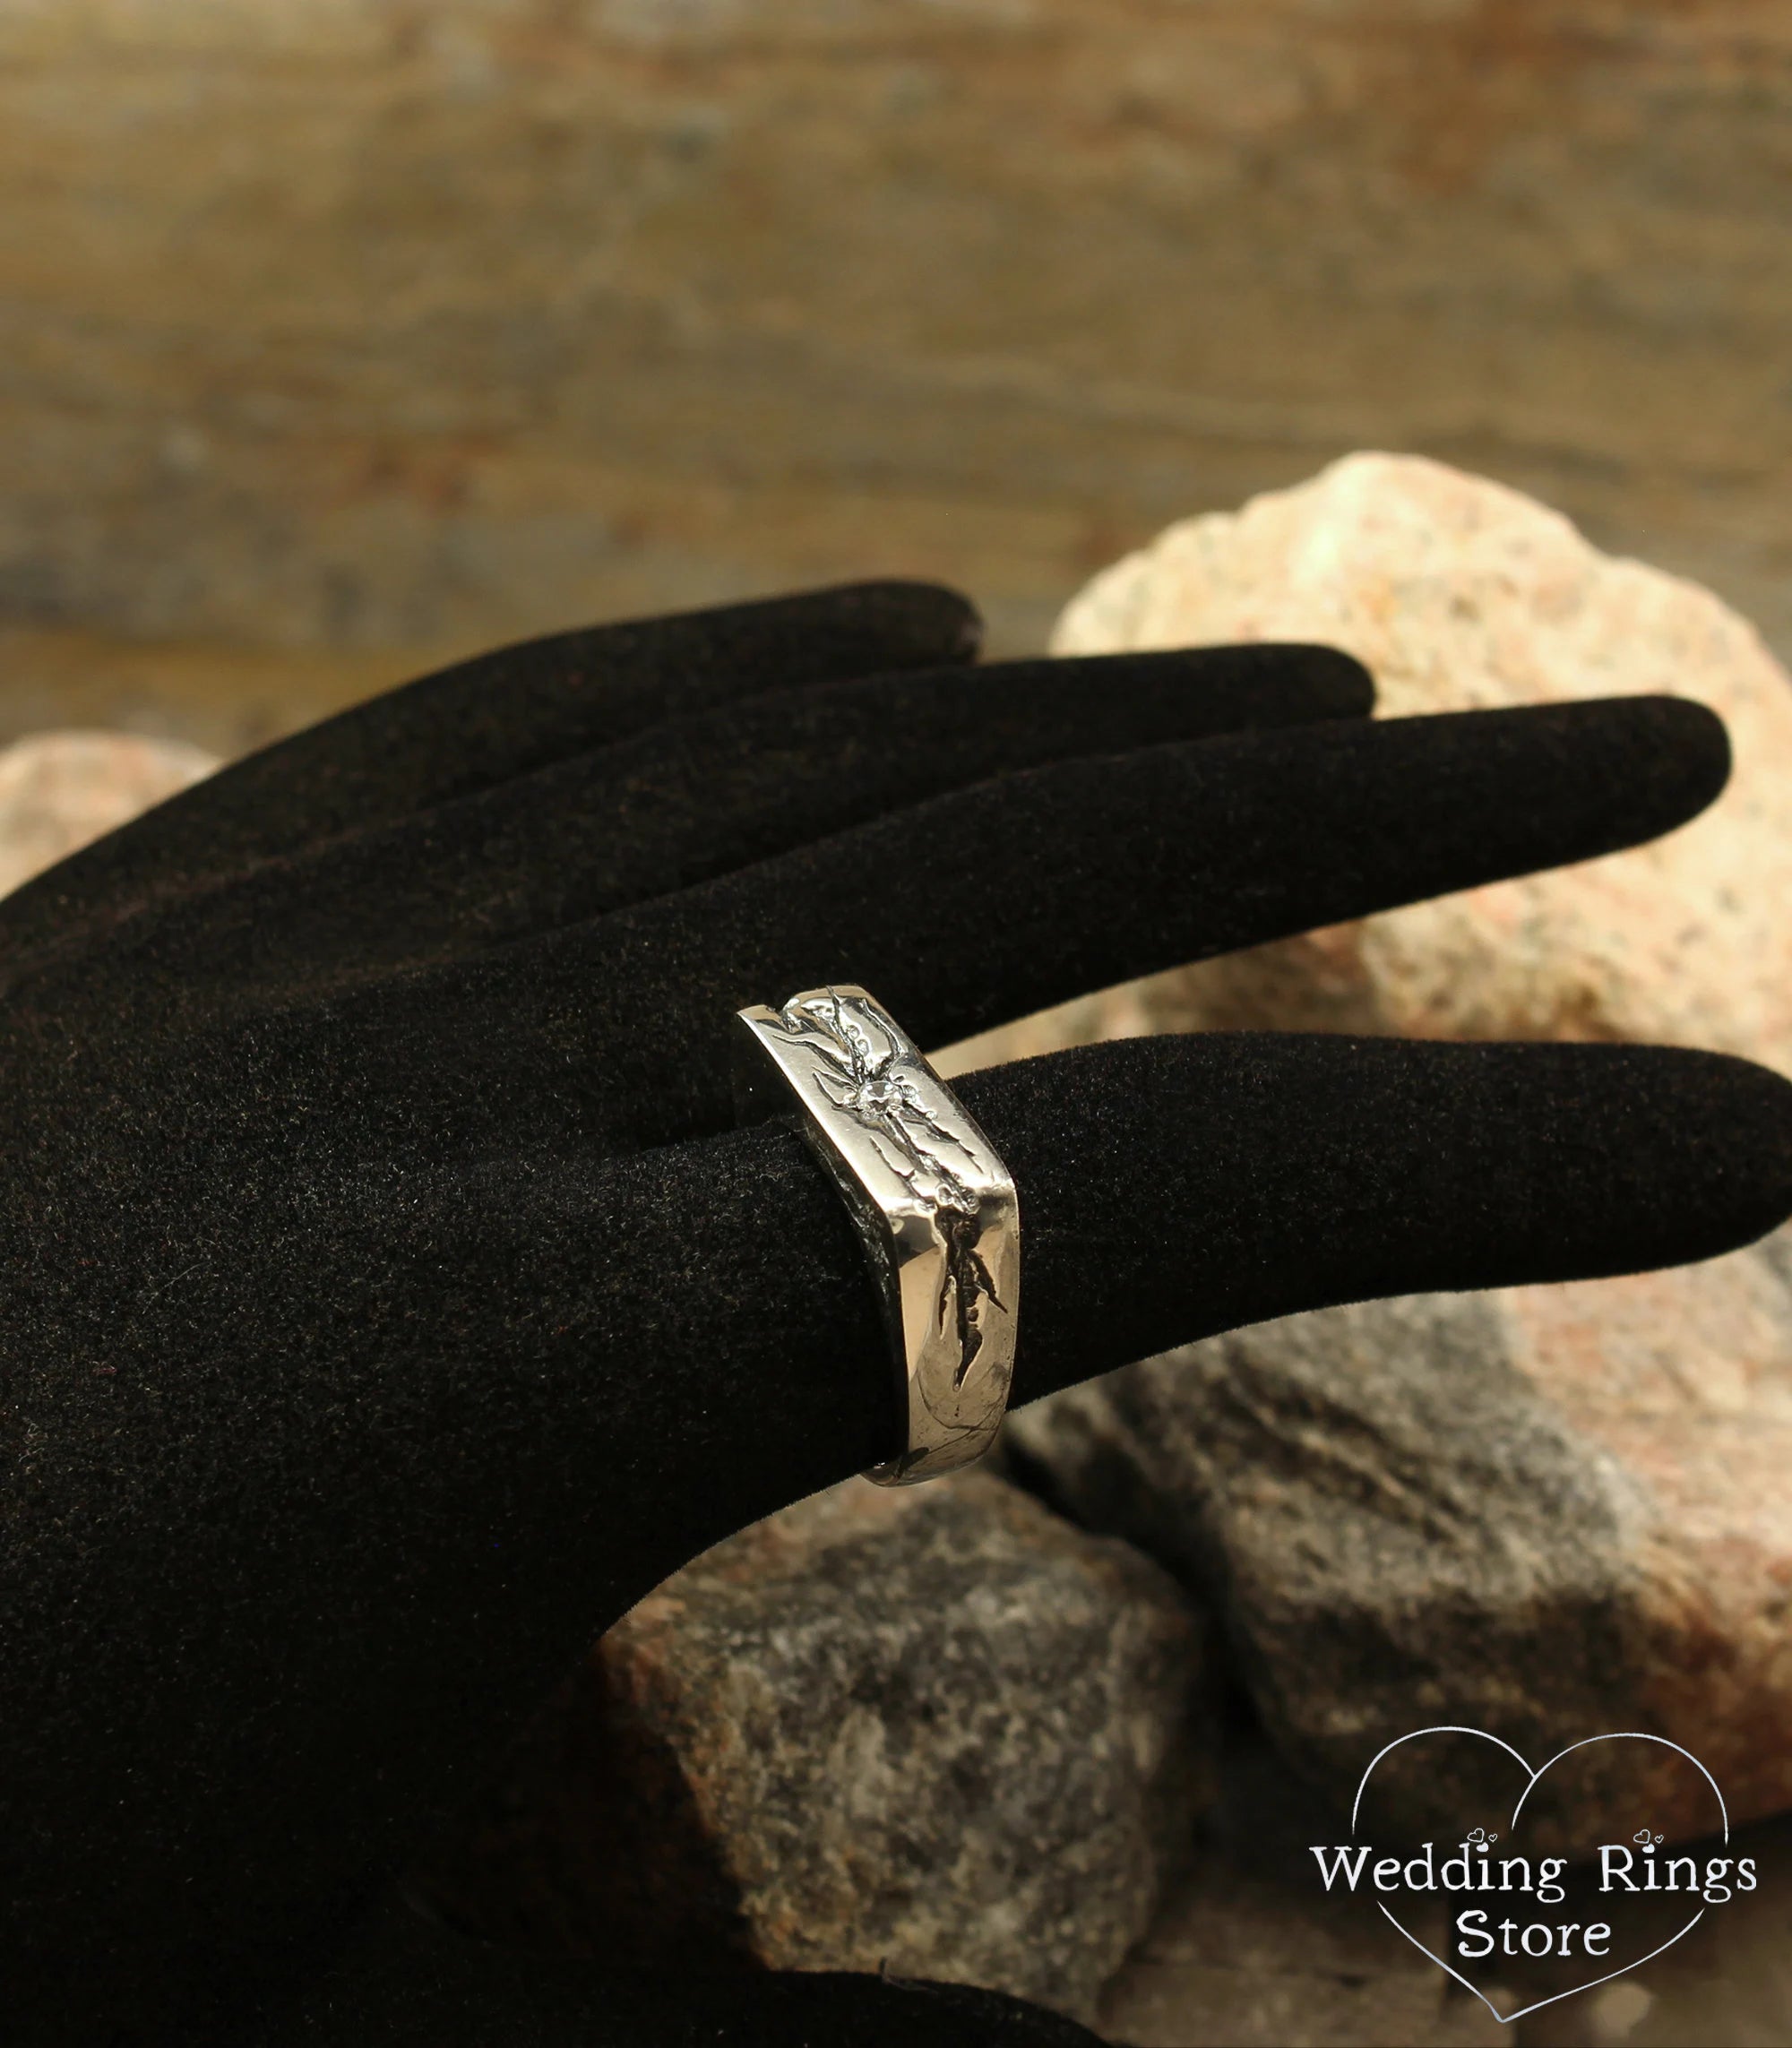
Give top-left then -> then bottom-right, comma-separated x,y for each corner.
1007,1243 -> 1792,1858
424,1470 -> 1211,2022
0,728 -> 217,899
1031,452 -> 1792,1078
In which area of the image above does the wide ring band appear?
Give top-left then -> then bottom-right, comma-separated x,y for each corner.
733,985 -> 1020,1486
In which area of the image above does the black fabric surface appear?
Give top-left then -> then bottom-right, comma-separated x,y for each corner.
2,581 -> 1788,2046
252,1895 -> 1105,2047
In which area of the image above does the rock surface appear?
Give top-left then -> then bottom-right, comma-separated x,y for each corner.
1038,452 -> 1792,1076
426,1470 -> 1211,2021
0,728 -> 217,899
1008,1244 -> 1792,1857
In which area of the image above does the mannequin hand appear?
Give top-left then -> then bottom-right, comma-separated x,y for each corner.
3,582 -> 1788,2044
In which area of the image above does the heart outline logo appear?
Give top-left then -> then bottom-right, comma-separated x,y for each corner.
1348,1725 -> 1729,2026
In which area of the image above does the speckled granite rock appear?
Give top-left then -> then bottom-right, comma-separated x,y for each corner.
0,728 -> 216,898
426,1470 -> 1212,2021
1006,1231 -> 1792,1859
961,453 -> 1792,1077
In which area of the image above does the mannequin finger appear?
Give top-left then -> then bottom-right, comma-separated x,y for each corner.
703,694 -> 1726,1071
0,581 -> 978,951
561,1036 -> 1792,1545
503,1037 -> 1792,1593
293,694 -> 1724,1152
975,1032 -> 1792,1398
291,641 -> 1372,959
63,643 -> 1372,1009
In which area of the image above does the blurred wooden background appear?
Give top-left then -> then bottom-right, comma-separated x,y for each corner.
2,0 -> 1788,753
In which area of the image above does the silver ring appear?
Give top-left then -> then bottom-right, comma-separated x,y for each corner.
734,985 -> 1020,1486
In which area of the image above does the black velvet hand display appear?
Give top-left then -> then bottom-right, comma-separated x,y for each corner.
4,581 -> 1791,2048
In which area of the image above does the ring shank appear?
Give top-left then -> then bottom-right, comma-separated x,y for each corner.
734,985 -> 1020,1485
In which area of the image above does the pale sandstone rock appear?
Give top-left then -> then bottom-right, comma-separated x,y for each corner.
426,1470 -> 1211,2021
1046,452 -> 1792,1075
0,729 -> 217,899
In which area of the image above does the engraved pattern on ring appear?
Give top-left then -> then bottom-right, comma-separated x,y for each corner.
733,985 -> 1020,1485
